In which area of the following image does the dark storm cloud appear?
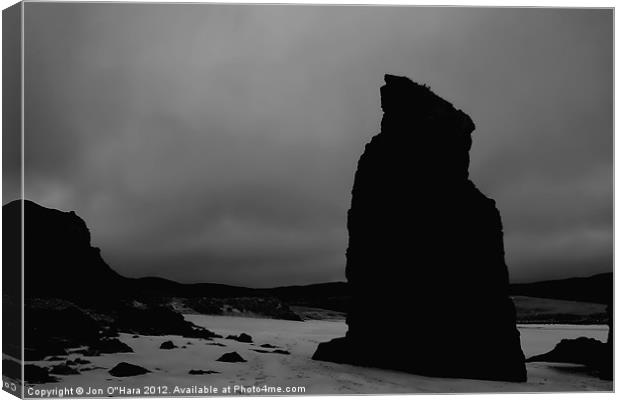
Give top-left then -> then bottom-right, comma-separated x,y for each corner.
18,4 -> 612,286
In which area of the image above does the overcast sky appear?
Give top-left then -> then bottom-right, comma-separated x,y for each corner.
13,4 -> 612,286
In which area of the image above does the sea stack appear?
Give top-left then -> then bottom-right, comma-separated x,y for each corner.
312,75 -> 527,382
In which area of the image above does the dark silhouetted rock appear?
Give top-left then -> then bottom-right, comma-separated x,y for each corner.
527,337 -> 604,364
116,305 -> 220,339
260,344 -> 278,348
312,75 -> 527,382
3,200 -> 128,302
272,349 -> 290,355
6,200 -> 222,361
109,362 -> 150,377
528,336 -> 612,380
160,340 -> 177,350
24,364 -> 57,384
50,362 -> 80,375
252,349 -> 271,354
216,352 -> 246,363
226,333 -> 253,343
189,369 -> 220,375
24,300 -> 115,360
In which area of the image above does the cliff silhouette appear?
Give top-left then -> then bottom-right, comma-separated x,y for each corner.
3,200 -> 128,301
312,75 -> 527,382
2,200 -> 221,366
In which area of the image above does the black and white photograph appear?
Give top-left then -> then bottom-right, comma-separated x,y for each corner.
1,1 -> 614,396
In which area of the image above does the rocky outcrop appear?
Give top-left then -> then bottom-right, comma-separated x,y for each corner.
312,75 -> 526,382
115,305 -> 220,339
5,201 -> 222,362
24,300 -> 117,361
527,337 -> 607,365
2,200 -> 128,302
527,304 -> 613,380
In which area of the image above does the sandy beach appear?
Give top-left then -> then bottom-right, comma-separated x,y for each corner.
24,314 -> 612,396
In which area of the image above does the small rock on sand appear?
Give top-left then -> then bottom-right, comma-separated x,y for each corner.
160,340 -> 177,350
216,352 -> 246,363
109,362 -> 150,377
189,369 -> 220,375
226,333 -> 253,343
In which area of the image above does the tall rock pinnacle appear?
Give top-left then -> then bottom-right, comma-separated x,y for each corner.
312,75 -> 527,382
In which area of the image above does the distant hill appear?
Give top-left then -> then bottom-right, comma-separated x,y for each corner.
131,276 -> 257,298
509,273 -> 612,305
129,279 -> 351,312
131,273 -> 613,314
